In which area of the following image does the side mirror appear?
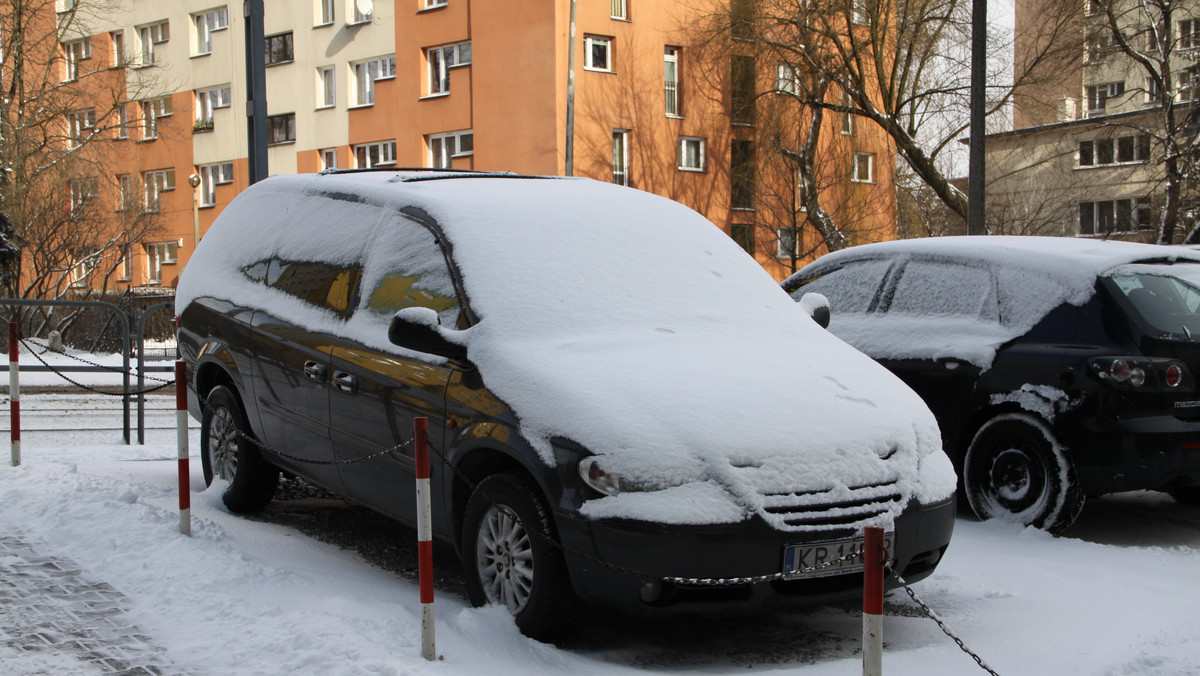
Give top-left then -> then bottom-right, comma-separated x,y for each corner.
388,307 -> 468,360
797,292 -> 831,329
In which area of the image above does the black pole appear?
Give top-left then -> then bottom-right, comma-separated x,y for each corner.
968,0 -> 987,235
244,0 -> 268,184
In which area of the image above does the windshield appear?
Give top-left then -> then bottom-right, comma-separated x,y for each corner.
1107,262 -> 1200,338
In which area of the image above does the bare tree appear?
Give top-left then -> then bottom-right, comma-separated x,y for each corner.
1,0 -> 165,305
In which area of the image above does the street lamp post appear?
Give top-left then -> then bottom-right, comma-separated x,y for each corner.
188,173 -> 201,247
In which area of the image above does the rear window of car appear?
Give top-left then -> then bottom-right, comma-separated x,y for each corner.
790,259 -> 891,313
1108,263 -> 1200,335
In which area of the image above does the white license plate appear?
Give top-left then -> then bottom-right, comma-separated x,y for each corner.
782,533 -> 894,579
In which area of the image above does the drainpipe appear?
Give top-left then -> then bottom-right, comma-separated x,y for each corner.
565,0 -> 577,176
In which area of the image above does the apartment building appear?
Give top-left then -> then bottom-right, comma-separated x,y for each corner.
988,0 -> 1198,240
19,0 -> 898,293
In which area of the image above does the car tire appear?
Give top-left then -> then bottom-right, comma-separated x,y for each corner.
963,414 -> 1084,533
1168,487 -> 1200,505
461,472 -> 576,642
200,385 -> 279,513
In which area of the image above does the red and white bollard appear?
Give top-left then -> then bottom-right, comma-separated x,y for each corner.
863,525 -> 885,676
175,361 -> 191,536
414,417 -> 436,661
9,322 -> 20,467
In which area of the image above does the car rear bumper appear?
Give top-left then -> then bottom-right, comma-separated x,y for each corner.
1073,414 -> 1200,494
555,496 -> 955,618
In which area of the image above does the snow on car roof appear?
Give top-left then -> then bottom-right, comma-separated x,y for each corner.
786,236 -> 1200,371
178,172 -> 957,525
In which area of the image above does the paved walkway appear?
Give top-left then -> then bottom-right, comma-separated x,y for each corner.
0,532 -> 177,675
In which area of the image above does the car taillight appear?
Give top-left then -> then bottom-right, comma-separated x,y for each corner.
1107,359 -> 1144,386
1167,364 -> 1184,388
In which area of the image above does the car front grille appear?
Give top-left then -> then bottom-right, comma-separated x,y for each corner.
757,482 -> 905,532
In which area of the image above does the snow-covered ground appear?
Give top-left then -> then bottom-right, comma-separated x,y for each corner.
2,383 -> 1200,673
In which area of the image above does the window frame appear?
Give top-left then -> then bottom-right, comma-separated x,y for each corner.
142,168 -> 176,213
193,7 -> 228,56
321,148 -> 338,170
776,227 -> 800,260
664,46 -> 681,116
851,152 -> 875,183
426,42 -> 470,96
352,55 -> 396,106
197,162 -> 234,207
136,21 -> 169,68
264,32 -> 294,66
427,130 -> 474,169
584,35 -> 613,72
611,0 -> 628,20
66,109 -> 95,147
195,85 -> 231,126
612,129 -> 629,186
354,140 -> 398,168
140,96 -> 172,140
678,136 -> 705,172
318,66 -> 336,108
62,37 -> 91,82
267,113 -> 296,145
146,241 -> 179,284
317,0 -> 336,25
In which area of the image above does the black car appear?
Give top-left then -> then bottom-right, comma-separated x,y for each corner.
178,170 -> 956,640
784,236 -> 1200,532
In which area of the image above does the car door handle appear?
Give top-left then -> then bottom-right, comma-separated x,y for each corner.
333,371 -> 358,394
303,360 -> 328,382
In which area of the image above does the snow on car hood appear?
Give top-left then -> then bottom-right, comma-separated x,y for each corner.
178,173 -> 957,528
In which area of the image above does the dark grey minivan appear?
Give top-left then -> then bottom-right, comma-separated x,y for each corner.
178,170 -> 956,639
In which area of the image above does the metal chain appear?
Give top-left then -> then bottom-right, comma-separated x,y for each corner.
20,336 -> 173,383
886,562 -> 1002,676
17,336 -> 174,396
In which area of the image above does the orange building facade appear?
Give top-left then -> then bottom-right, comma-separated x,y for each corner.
12,0 -> 899,294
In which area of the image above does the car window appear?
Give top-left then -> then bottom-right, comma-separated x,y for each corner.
1108,263 -> 1200,335
360,223 -> 462,328
265,259 -> 363,318
889,261 -> 998,321
790,259 -> 891,313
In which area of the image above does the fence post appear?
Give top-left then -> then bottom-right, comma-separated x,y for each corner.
863,525 -> 885,676
414,417 -> 436,661
9,322 -> 20,467
175,361 -> 191,536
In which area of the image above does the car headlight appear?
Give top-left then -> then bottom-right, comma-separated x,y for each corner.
578,457 -> 621,496
577,456 -> 697,496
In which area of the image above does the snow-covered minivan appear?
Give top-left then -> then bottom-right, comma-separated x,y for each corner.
784,237 -> 1200,533
177,170 -> 956,640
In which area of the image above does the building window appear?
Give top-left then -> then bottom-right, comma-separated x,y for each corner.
611,0 -> 628,20
195,85 -> 231,128
66,109 -> 95,147
1078,134 -> 1151,167
117,174 -> 134,211
731,139 -> 755,209
731,223 -> 754,255
68,177 -> 98,215
141,96 -> 172,140
679,137 -> 705,171
110,31 -> 124,66
354,140 -> 397,168
851,152 -> 875,183
1086,81 -> 1124,115
265,32 -> 294,66
732,54 -> 756,125
1079,197 -> 1153,235
267,113 -> 296,145
70,248 -> 99,287
317,0 -> 335,25
612,129 -> 629,186
841,90 -> 855,135
1086,31 -> 1116,63
1146,76 -> 1162,105
193,7 -> 228,56
146,241 -> 179,284
62,37 -> 91,81
352,55 -> 396,105
731,0 -> 754,40
321,149 -> 338,169
428,130 -> 474,168
427,42 -> 471,95
118,246 -> 132,281
665,47 -> 680,115
1179,70 -> 1199,102
851,0 -> 869,24
318,67 -> 336,108
1182,19 -> 1200,50
776,227 -> 800,259
116,103 -> 129,139
775,62 -> 799,95
584,35 -> 612,71
136,21 -> 169,67
349,0 -> 372,23
198,162 -> 233,207
143,168 -> 175,213
426,0 -> 448,8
